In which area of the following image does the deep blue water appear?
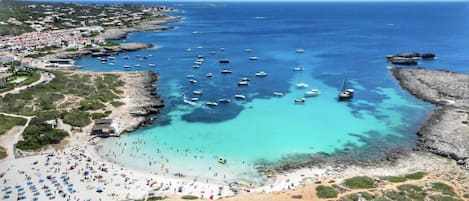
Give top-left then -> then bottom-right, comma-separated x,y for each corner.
74,2 -> 469,184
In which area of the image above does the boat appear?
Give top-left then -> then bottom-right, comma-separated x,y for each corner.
255,71 -> 267,77
189,79 -> 197,84
238,81 -> 249,86
122,56 -> 129,59
304,89 -> 320,97
293,66 -> 304,71
218,157 -> 227,164
185,48 -> 192,52
148,54 -> 153,57
273,92 -> 284,97
108,56 -> 116,60
234,94 -> 247,100
218,98 -> 231,103
296,48 -> 305,53
193,61 -> 202,65
193,90 -> 203,95
108,62 -> 115,65
192,31 -> 199,34
100,61 -> 107,64
249,56 -> 259,60
294,98 -> 306,104
295,82 -> 309,88
220,69 -> 232,74
148,64 -> 156,67
206,73 -> 213,77
208,51 -> 217,55
206,102 -> 218,107
338,77 -> 354,101
193,64 -> 200,68
219,59 -> 230,64
197,55 -> 204,59
123,65 -> 131,69
241,77 -> 250,81
187,74 -> 195,78
197,46 -> 203,49
191,98 -> 199,102
245,48 -> 252,52
135,64 -> 141,67
196,58 -> 204,63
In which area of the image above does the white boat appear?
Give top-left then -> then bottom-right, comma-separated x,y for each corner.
206,102 -> 218,106
208,51 -> 217,55
108,56 -> 116,60
273,92 -> 284,97
206,73 -> 213,77
218,98 -> 231,103
186,74 -> 195,78
135,64 -> 141,67
241,77 -> 250,81
296,82 -> 309,88
238,81 -> 249,86
296,48 -> 305,53
293,67 -> 304,71
193,61 -> 202,65
148,54 -> 153,57
255,71 -> 267,77
339,89 -> 354,101
109,62 -> 115,65
304,89 -> 320,97
245,48 -> 252,52
139,58 -> 144,61
193,90 -> 203,95
197,55 -> 204,59
191,98 -> 199,102
294,98 -> 306,104
123,65 -> 131,69
148,64 -> 156,67
197,46 -> 203,49
220,69 -> 232,74
189,79 -> 197,84
101,61 -> 107,64
249,56 -> 259,60
185,48 -> 192,52
192,31 -> 199,34
234,94 -> 247,100
193,64 -> 200,68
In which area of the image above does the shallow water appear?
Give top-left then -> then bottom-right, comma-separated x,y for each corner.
77,2 -> 469,184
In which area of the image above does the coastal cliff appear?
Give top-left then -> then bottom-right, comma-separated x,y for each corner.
391,67 -> 469,169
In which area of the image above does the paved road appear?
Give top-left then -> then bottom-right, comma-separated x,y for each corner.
0,71 -> 55,97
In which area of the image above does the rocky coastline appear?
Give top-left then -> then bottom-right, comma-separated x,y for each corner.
98,16 -> 181,40
53,42 -> 155,60
391,67 -> 469,169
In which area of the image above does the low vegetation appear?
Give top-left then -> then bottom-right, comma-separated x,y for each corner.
134,196 -> 166,201
0,147 -> 7,159
316,185 -> 338,198
431,182 -> 456,196
405,172 -> 426,180
181,195 -> 198,200
100,41 -> 120,47
387,176 -> 407,183
16,114 -> 68,151
340,192 -> 375,201
63,111 -> 91,127
0,70 -> 40,93
0,114 -> 27,135
343,176 -> 375,189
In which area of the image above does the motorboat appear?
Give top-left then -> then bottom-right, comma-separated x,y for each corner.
186,74 -> 195,78
193,61 -> 202,65
189,79 -> 197,84
208,51 -> 217,55
218,98 -> 231,103
123,65 -> 131,69
134,64 -> 141,67
197,46 -> 203,49
296,48 -> 305,53
293,67 -> 304,71
234,94 -> 247,100
249,56 -> 259,60
241,77 -> 250,81
191,98 -> 199,102
238,81 -> 249,86
192,31 -> 199,34
295,82 -> 309,88
185,48 -> 192,52
108,56 -> 116,60
294,98 -> 306,104
197,55 -> 204,59
193,64 -> 200,68
304,89 -> 320,97
245,48 -> 252,52
148,64 -> 156,67
206,73 -> 213,77
108,62 -> 115,65
220,69 -> 232,74
196,58 -> 204,62
219,59 -> 230,64
206,102 -> 218,107
273,92 -> 284,97
338,89 -> 354,101
122,56 -> 129,59
255,71 -> 267,77
193,90 -> 203,95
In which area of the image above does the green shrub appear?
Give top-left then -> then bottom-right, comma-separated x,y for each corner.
110,101 -> 124,107
343,176 -> 374,189
398,184 -> 426,201
405,172 -> 426,180
100,41 -> 119,47
181,195 -> 198,200
431,182 -> 455,196
0,114 -> 27,135
0,147 -> 7,159
316,185 -> 338,198
388,176 -> 407,183
429,195 -> 462,201
383,190 -> 412,201
16,116 -> 69,151
340,192 -> 375,201
464,194 -> 469,199
91,112 -> 109,120
63,111 -> 91,127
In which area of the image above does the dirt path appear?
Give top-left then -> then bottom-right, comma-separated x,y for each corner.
0,113 -> 33,161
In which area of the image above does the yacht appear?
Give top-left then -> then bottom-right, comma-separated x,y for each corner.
191,98 -> 199,102
208,51 -> 217,55
193,90 -> 203,95
109,62 -> 115,65
122,56 -> 129,59
296,48 -> 305,53
219,59 -> 230,64
234,94 -> 247,100
196,58 -> 204,62
135,64 -> 141,67
255,71 -> 268,77
273,92 -> 284,97
245,48 -> 252,52
238,81 -> 249,86
206,73 -> 213,77
148,64 -> 156,67
186,74 -> 195,78
108,56 -> 116,60
249,56 -> 259,60
218,98 -> 231,103
193,64 -> 200,68
338,89 -> 354,101
197,55 -> 204,59
189,79 -> 197,84
185,48 -> 192,52
241,77 -> 250,81
193,61 -> 202,65
220,69 -> 233,74
295,82 -> 309,88
294,98 -> 306,104
293,67 -> 304,71
123,65 -> 131,69
304,89 -> 320,97
192,31 -> 199,34
206,102 -> 218,107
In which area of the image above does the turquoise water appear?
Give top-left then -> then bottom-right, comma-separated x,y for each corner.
75,2 -> 469,184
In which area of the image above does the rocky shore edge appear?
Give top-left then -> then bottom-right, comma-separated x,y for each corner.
391,67 -> 469,169
99,16 -> 181,40
53,42 -> 154,60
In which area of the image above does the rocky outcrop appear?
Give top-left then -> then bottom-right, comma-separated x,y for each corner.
55,43 -> 154,60
386,52 -> 436,66
99,16 -> 180,40
391,67 -> 469,169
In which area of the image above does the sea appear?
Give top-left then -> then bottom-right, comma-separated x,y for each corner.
75,2 -> 469,185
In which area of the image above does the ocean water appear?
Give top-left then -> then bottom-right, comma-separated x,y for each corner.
76,2 -> 469,184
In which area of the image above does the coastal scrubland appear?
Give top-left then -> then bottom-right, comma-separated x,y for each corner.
0,71 -> 125,150
0,114 -> 27,135
0,70 -> 41,93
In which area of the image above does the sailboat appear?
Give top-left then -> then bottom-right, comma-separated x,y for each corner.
338,77 -> 354,101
